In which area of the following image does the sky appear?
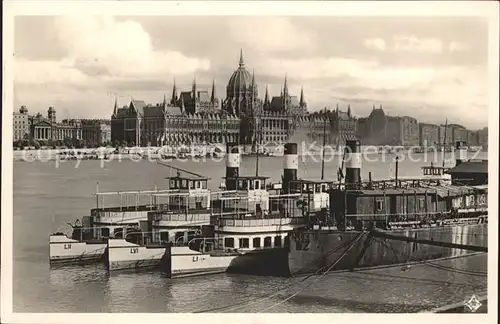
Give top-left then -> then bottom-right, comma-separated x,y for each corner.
13,15 -> 489,129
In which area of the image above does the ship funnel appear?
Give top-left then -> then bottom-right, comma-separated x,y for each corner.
283,143 -> 298,194
345,139 -> 361,190
455,141 -> 467,166
225,142 -> 240,190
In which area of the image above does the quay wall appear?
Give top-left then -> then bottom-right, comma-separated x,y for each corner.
289,223 -> 488,276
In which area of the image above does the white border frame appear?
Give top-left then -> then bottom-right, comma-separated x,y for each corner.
2,1 -> 498,323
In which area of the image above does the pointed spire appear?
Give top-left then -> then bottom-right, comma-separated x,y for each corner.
347,104 -> 351,117
239,49 -> 245,68
211,78 -> 216,102
264,84 -> 269,104
192,76 -> 197,100
373,104 -> 375,111
299,85 -> 305,106
113,97 -> 118,116
283,73 -> 289,96
170,78 -> 177,105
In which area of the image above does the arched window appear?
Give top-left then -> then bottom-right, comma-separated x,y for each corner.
253,237 -> 261,248
264,237 -> 272,247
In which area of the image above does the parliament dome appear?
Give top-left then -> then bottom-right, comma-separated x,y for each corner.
226,50 -> 255,98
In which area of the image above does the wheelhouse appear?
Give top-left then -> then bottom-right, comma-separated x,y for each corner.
289,179 -> 336,212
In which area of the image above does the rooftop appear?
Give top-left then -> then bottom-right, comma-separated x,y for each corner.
446,160 -> 488,174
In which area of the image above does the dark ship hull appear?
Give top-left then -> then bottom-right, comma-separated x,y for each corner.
227,247 -> 290,277
288,222 -> 487,276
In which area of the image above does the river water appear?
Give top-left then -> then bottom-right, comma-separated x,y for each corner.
12,152 -> 488,312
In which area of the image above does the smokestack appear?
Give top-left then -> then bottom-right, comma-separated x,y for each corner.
283,143 -> 298,194
455,141 -> 467,166
345,139 -> 361,190
226,142 -> 240,190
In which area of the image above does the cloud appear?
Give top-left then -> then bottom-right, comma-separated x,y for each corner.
53,16 -> 211,78
227,17 -> 317,53
392,35 -> 443,54
15,16 -> 212,90
364,35 -> 444,54
363,38 -> 386,51
14,59 -> 89,85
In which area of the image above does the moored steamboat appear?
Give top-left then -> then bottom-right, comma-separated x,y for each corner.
287,139 -> 488,276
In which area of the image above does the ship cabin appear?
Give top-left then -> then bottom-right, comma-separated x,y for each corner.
215,176 -> 271,214
209,175 -> 305,252
421,164 -> 451,183
289,179 -> 336,212
81,188 -> 177,242
329,178 -> 488,231
445,159 -> 488,186
144,174 -> 213,246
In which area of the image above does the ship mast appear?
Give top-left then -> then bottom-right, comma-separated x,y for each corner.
442,118 -> 448,168
321,107 -> 327,180
255,116 -> 261,176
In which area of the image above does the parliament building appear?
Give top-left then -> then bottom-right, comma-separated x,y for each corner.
110,50 -> 355,147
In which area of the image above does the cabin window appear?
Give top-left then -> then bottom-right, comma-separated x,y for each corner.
249,180 -> 254,190
181,180 -> 187,189
322,184 -> 327,192
175,232 -> 185,245
224,237 -> 235,248
170,180 -> 177,189
160,231 -> 169,243
264,237 -> 272,247
113,228 -> 124,238
189,181 -> 195,189
238,180 -> 247,190
202,181 -> 207,189
270,199 -> 279,212
274,236 -> 282,247
255,180 -> 260,190
315,184 -> 321,193
187,231 -> 196,243
239,238 -> 249,248
418,198 -> 425,209
376,199 -> 384,212
195,201 -> 203,209
101,227 -> 110,237
253,237 -> 261,248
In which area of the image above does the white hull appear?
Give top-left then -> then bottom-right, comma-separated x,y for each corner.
106,238 -> 167,271
169,246 -> 237,277
49,235 -> 106,264
106,239 -> 238,277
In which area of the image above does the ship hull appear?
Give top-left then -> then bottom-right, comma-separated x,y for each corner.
289,223 -> 488,276
166,246 -> 237,278
106,238 -> 168,271
227,248 -> 290,277
49,235 -> 107,265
